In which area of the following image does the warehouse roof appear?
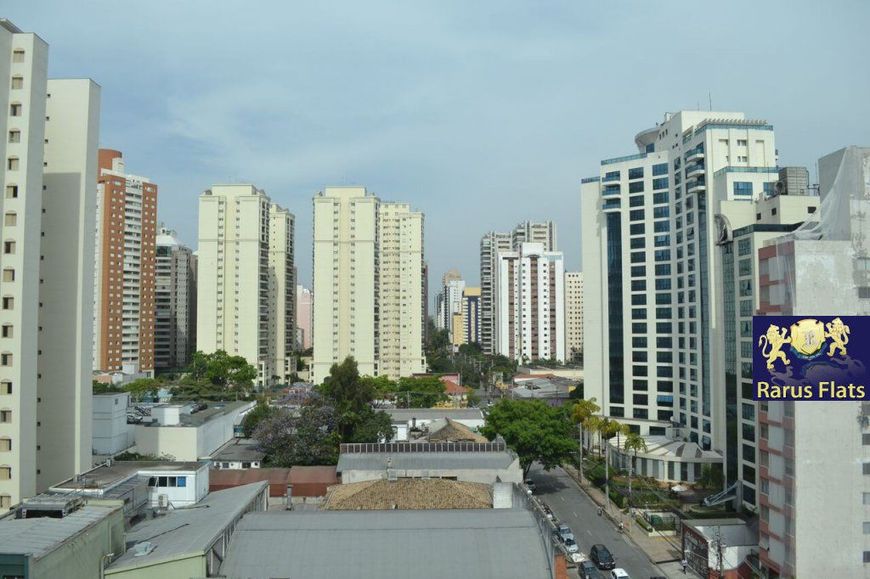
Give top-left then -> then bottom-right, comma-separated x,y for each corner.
322,478 -> 492,510
336,450 -> 516,473
219,508 -> 552,579
106,482 -> 267,573
386,408 -> 484,423
0,505 -> 120,558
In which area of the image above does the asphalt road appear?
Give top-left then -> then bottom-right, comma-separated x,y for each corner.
528,464 -> 667,579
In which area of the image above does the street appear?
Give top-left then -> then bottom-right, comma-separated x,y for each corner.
528,464 -> 669,579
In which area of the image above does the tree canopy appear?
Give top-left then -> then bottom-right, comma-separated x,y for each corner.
188,350 -> 257,388
240,399 -> 278,438
254,403 -> 341,467
317,357 -> 394,443
481,399 -> 577,476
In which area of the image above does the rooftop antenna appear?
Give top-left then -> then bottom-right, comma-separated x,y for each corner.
708,92 -> 713,111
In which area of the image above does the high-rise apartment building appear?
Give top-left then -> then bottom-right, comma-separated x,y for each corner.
312,187 -> 424,384
436,268 -> 464,339
0,19 -> 101,508
197,185 -> 295,388
461,287 -> 481,346
564,272 -> 584,362
480,222 -> 556,355
751,146 -> 870,578
582,111 -> 780,450
296,285 -> 312,350
93,149 -> 157,375
494,242 -> 565,363
154,224 -> 196,371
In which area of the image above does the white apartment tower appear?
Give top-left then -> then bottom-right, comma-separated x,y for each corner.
0,19 -> 100,508
312,187 -> 424,384
436,268 -> 464,338
268,204 -> 295,382
494,242 -> 565,363
582,111 -> 779,449
197,185 -> 294,388
564,271 -> 584,362
155,225 -> 197,371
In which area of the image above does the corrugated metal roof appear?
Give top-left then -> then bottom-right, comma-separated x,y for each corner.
336,451 -> 516,473
386,408 -> 484,422
107,481 -> 267,572
219,508 -> 552,579
0,505 -> 119,558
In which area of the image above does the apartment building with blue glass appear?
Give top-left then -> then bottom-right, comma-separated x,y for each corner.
582,111 -> 786,480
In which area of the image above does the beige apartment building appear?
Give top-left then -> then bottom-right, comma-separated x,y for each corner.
564,271 -> 583,362
312,187 -> 424,384
197,185 -> 295,388
0,19 -> 101,508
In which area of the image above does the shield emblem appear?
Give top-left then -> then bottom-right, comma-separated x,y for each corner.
789,319 -> 826,357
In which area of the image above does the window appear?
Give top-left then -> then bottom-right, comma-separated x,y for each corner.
630,209 -> 644,221
808,206 -> 817,214
1,297 -> 12,310
631,280 -> 646,291
0,466 -> 10,480
9,103 -> 21,117
0,438 -> 9,452
628,167 -> 644,180
12,49 -> 25,63
652,163 -> 668,176
8,130 -> 20,144
0,410 -> 10,422
6,158 -> 19,171
629,195 -> 644,207
652,177 -> 669,190
654,264 -> 671,276
2,242 -> 13,255
653,192 -> 668,204
1,325 -> 12,339
0,381 -> 10,395
4,213 -> 16,227
629,181 -> 644,193
2,270 -> 14,283
5,186 -> 17,199
863,462 -> 870,475
733,182 -> 753,196
10,76 -> 23,90
0,353 -> 12,367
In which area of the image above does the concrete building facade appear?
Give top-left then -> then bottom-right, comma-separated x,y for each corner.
564,271 -> 583,362
494,242 -> 565,363
93,149 -> 157,375
268,205 -> 295,383
196,185 -> 294,388
312,187 -> 424,383
461,286 -> 481,346
0,21 -> 101,509
155,224 -> 196,371
296,285 -> 312,350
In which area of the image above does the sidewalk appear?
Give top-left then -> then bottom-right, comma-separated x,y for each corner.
562,464 -> 700,578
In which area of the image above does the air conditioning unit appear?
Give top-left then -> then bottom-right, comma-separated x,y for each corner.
157,494 -> 169,509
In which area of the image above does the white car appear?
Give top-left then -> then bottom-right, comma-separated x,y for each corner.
610,569 -> 631,579
564,538 -> 579,553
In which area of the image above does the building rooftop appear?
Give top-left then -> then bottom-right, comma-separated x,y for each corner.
219,508 -> 552,579
609,435 -> 722,462
386,408 -> 484,423
52,461 -> 206,492
323,478 -> 492,510
211,438 -> 265,462
0,505 -> 120,558
425,418 -> 488,443
107,482 -> 268,573
336,450 -> 516,473
144,400 -> 252,428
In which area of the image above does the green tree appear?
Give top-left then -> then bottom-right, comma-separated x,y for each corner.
240,400 -> 278,438
254,403 -> 341,467
571,397 -> 600,480
698,464 -> 724,489
395,376 -> 447,408
623,431 -> 648,505
124,378 -> 161,402
317,357 -> 394,443
359,375 -> 398,402
188,350 -> 257,389
481,399 -> 577,477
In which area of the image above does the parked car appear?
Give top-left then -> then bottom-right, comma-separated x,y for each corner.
524,479 -> 536,493
557,524 -> 575,542
564,538 -> 579,553
590,544 -> 615,570
578,560 -> 605,579
609,569 -> 630,579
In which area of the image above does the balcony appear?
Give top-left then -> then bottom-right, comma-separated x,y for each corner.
685,144 -> 705,163
685,162 -> 705,179
602,199 -> 621,212
686,178 -> 706,194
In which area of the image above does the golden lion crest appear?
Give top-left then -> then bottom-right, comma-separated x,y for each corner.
758,318 -> 850,370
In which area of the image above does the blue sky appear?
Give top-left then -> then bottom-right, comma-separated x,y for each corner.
8,0 -> 870,297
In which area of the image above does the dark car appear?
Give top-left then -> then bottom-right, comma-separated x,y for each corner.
578,560 -> 605,579
590,544 -> 616,570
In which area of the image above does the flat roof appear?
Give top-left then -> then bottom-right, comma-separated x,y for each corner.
219,508 -> 552,579
337,451 -> 516,473
146,400 -> 252,427
386,408 -> 484,422
107,482 -> 268,573
211,438 -> 265,462
0,505 -> 120,558
52,461 -> 206,491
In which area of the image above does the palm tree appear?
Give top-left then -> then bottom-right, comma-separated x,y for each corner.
623,432 -> 648,508
584,415 -> 603,458
571,398 -> 600,481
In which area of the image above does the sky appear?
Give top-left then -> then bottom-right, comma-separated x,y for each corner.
8,0 -> 870,300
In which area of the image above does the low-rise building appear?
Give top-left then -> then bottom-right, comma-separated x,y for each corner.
219,508 -> 559,579
209,466 -> 338,502
510,375 -> 578,405
608,434 -> 723,484
336,441 -> 522,485
105,481 -> 268,579
210,438 -> 265,470
386,408 -> 485,442
93,392 -> 135,456
682,518 -> 757,579
0,503 -> 125,579
133,401 -> 254,461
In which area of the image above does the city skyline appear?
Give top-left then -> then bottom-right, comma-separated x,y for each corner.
7,1 -> 869,289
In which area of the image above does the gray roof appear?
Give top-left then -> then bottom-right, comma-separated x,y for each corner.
51,461 -> 207,491
337,451 -> 516,473
219,508 -> 552,579
211,438 -> 265,462
386,408 -> 484,422
0,505 -> 120,558
107,481 -> 268,572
